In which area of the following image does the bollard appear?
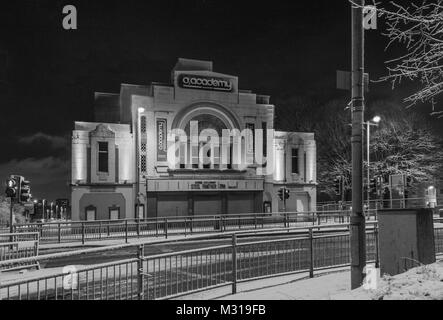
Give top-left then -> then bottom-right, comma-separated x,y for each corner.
231,234 -> 237,294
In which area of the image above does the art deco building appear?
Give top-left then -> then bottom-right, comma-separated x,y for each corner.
71,58 -> 317,221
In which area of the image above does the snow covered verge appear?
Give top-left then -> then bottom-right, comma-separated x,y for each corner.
333,261 -> 443,300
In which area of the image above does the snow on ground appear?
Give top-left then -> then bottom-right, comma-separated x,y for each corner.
333,261 -> 443,300
184,261 -> 443,300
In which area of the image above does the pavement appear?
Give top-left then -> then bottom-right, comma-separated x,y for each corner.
173,267 -> 352,300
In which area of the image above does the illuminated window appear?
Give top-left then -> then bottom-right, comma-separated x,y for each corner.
246,123 -> 255,156
98,142 -> 109,173
292,149 -> 299,174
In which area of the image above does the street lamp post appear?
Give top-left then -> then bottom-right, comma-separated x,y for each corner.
350,0 -> 366,290
365,116 -> 381,211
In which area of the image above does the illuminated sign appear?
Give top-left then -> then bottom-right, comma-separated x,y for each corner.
178,74 -> 233,92
157,119 -> 167,161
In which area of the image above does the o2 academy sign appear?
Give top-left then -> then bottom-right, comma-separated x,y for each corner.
178,74 -> 233,92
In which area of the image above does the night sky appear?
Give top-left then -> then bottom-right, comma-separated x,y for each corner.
0,0 -> 435,201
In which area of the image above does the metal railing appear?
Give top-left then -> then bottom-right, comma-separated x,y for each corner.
0,232 -> 40,271
0,223 -> 374,300
317,197 -> 443,212
10,210 -> 375,245
2,222 -> 442,300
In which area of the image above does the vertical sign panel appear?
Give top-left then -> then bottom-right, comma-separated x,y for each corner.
157,119 -> 167,162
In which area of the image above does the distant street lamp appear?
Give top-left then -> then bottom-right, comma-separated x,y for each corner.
365,116 -> 381,209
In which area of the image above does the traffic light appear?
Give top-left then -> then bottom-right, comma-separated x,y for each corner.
284,188 -> 290,200
5,176 -> 19,199
334,176 -> 342,196
20,178 -> 32,203
278,188 -> 284,201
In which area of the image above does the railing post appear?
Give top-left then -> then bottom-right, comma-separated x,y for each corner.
375,223 -> 379,269
137,218 -> 140,238
231,234 -> 237,294
107,221 -> 110,237
39,223 -> 43,240
220,215 -> 223,233
81,222 -> 85,245
155,219 -> 159,237
125,220 -> 128,243
190,217 -> 193,234
309,228 -> 314,278
254,214 -> 257,230
58,223 -> 61,243
164,218 -> 168,239
137,244 -> 145,300
99,221 -> 102,240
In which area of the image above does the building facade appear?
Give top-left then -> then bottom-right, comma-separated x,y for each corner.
71,58 -> 317,221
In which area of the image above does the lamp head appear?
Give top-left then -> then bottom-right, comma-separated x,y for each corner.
372,116 -> 381,124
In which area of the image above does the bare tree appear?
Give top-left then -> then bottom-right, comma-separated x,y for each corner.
351,0 -> 443,116
316,100 -> 443,198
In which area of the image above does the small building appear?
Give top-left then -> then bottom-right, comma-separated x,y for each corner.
70,58 -> 317,221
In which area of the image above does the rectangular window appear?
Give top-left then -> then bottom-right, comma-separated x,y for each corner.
304,151 -> 307,181
98,142 -> 109,173
86,207 -> 96,221
292,149 -> 299,174
109,207 -> 120,220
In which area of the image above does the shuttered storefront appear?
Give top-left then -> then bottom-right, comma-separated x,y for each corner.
227,193 -> 255,215
193,194 -> 222,216
157,194 -> 188,217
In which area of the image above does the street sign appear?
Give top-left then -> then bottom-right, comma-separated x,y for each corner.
336,70 -> 370,92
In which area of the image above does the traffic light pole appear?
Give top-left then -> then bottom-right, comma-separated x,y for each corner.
9,198 -> 14,243
350,0 -> 366,290
282,187 -> 286,212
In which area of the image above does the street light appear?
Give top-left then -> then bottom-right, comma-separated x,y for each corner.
365,116 -> 381,210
